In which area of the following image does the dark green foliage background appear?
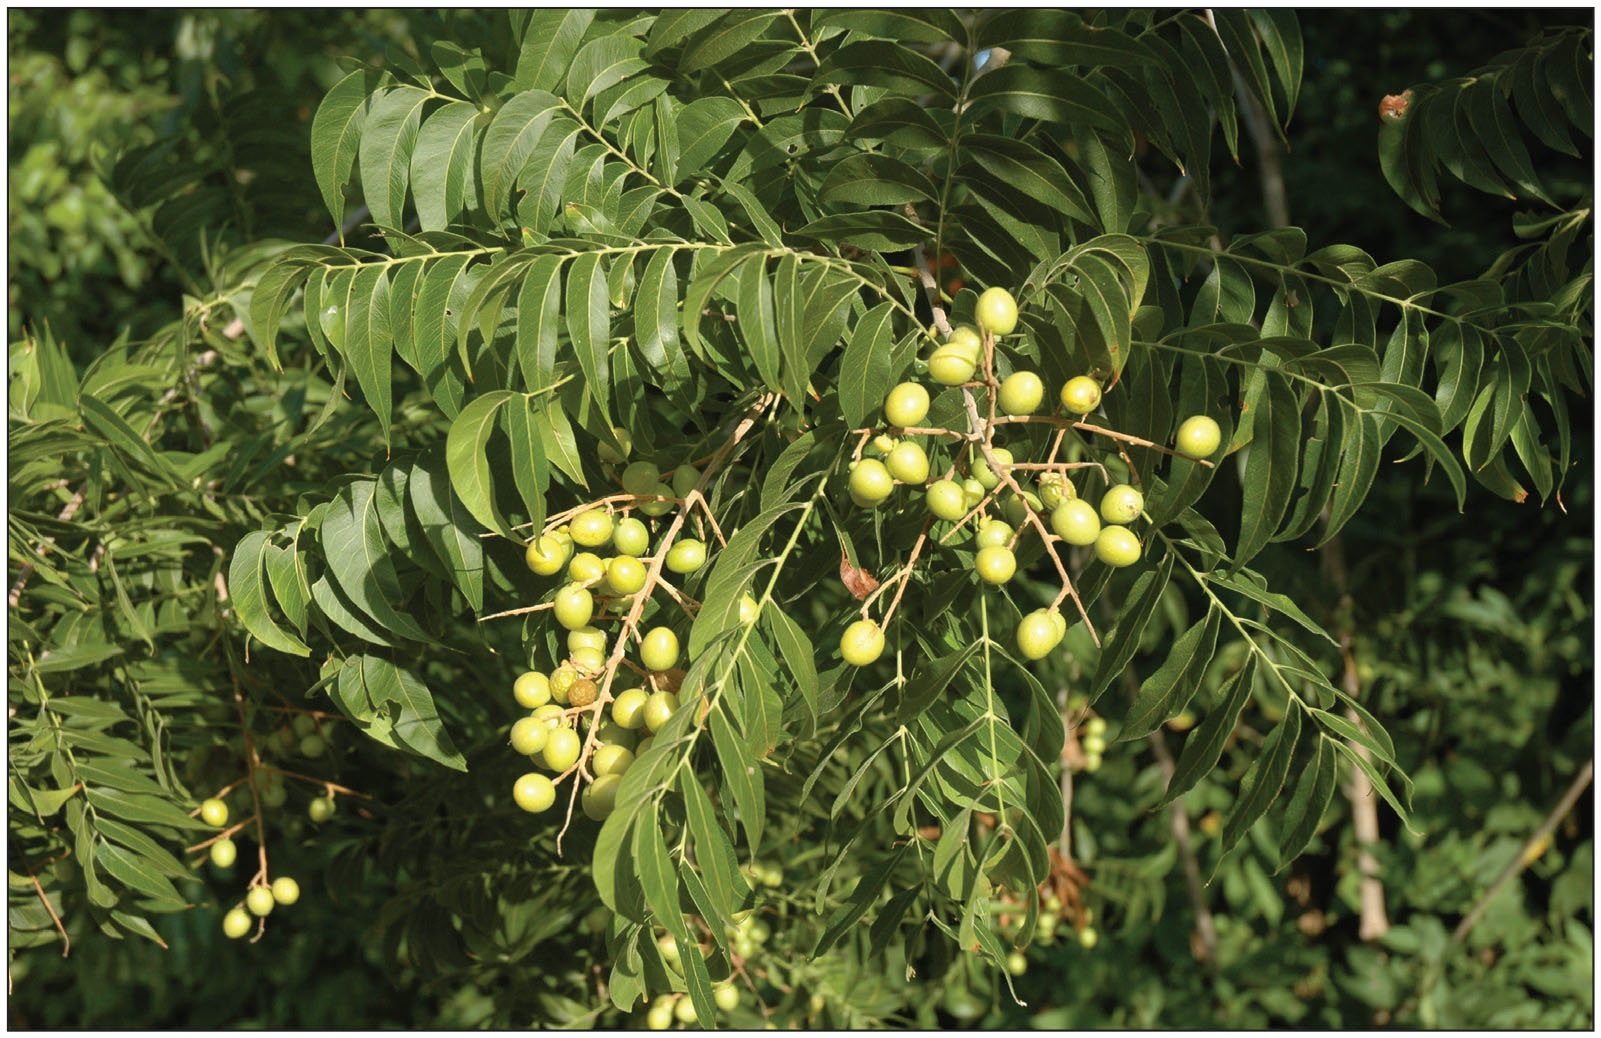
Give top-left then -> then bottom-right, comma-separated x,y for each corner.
8,9 -> 1591,1029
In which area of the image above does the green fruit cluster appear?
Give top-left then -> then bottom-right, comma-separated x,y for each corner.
512,445 -> 754,822
835,288 -> 1219,673
221,875 -> 303,939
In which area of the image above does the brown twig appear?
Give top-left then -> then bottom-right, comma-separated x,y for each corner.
1451,759 -> 1592,945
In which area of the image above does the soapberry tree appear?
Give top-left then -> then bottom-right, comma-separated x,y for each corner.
8,9 -> 1591,1029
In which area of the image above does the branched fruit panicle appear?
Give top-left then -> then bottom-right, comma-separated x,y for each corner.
884,381 -> 931,428
1059,375 -> 1102,415
840,619 -> 886,666
975,287 -> 1019,336
1175,415 -> 1222,459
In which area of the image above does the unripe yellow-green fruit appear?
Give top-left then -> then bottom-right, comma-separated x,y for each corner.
246,886 -> 276,917
570,646 -> 606,673
848,458 -> 894,504
525,535 -> 570,575
714,982 -> 741,1011
975,287 -> 1019,336
1099,484 -> 1144,525
671,464 -> 700,498
582,773 -> 621,820
972,447 -> 1013,490
223,906 -> 252,939
549,665 -> 577,704
1006,951 -> 1028,976
568,626 -> 607,653
611,688 -> 650,729
1094,526 -> 1142,567
884,382 -> 931,428
510,716 -> 551,756
639,627 -> 681,672
542,728 -> 582,772
1079,926 -> 1100,948
1015,611 -> 1059,660
962,478 -> 986,509
513,772 -> 557,813
209,838 -> 237,869
974,518 -> 1013,550
975,545 -> 1016,585
553,584 -> 594,630
643,690 -> 680,733
200,797 -> 229,828
738,593 -> 759,624
514,670 -> 552,708
606,555 -> 648,595
638,482 -> 675,516
840,619 -> 885,666
885,441 -> 930,484
592,744 -> 635,777
568,551 -> 607,584
1037,473 -> 1074,510
998,370 -> 1044,415
621,461 -> 661,496
1051,499 -> 1101,546
612,517 -> 650,556
570,508 -> 614,547
927,479 -> 967,521
308,796 -> 335,823
1059,375 -> 1102,415
271,876 -> 300,906
666,539 -> 707,573
1175,415 -> 1222,459
645,1004 -> 673,1030
597,426 -> 632,464
929,335 -> 980,385
674,996 -> 698,1024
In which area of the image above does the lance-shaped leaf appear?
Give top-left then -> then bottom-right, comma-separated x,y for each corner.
565,251 -> 612,421
1118,605 -> 1221,742
320,480 -> 432,642
411,101 -> 481,231
444,390 -> 517,539
358,86 -> 429,232
480,89 -> 560,225
311,67 -> 383,233
1219,701 -> 1302,862
228,530 -> 312,657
